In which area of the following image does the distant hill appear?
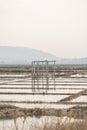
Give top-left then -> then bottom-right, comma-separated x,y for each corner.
0,46 -> 60,64
0,46 -> 87,64
59,58 -> 87,64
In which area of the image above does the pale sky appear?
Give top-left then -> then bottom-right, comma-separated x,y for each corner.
0,0 -> 87,58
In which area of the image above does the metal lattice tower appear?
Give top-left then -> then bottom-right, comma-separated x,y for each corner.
32,60 -> 56,93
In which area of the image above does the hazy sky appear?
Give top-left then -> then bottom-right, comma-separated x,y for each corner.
0,0 -> 87,58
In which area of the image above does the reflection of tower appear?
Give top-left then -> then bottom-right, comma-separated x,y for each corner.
53,61 -> 56,89
32,60 -> 56,93
46,61 -> 49,92
37,61 -> 39,90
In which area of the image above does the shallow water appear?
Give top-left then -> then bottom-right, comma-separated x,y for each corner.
0,75 -> 87,109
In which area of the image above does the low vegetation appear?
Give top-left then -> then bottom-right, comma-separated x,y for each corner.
0,107 -> 87,130
0,115 -> 87,130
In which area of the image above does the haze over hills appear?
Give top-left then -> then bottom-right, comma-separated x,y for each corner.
0,46 -> 59,64
0,46 -> 87,64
